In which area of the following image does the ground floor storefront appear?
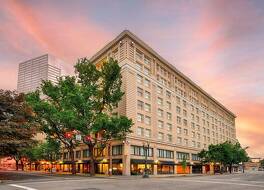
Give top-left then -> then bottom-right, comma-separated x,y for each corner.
23,159 -> 213,176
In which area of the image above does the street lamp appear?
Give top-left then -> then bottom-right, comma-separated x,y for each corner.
142,141 -> 150,178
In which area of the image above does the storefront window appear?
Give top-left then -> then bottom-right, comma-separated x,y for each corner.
158,165 -> 174,174
131,164 -> 153,175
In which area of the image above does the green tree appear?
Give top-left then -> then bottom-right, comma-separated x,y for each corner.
26,58 -> 133,175
0,90 -> 37,170
26,77 -> 82,174
260,159 -> 264,167
198,141 -> 249,174
24,138 -> 60,171
181,156 -> 187,174
73,58 -> 133,176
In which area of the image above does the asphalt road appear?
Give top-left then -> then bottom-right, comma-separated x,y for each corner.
1,170 -> 264,190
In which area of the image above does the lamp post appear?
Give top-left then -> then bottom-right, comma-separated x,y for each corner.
142,141 -> 150,178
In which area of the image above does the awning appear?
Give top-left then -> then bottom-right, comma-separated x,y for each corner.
81,159 -> 122,164
63,161 -> 75,164
158,161 -> 175,165
131,159 -> 154,164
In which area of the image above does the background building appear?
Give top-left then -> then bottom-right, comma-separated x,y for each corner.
17,54 -> 62,94
57,30 -> 237,176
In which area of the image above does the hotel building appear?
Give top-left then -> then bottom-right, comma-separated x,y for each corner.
58,30 -> 237,175
17,54 -> 62,94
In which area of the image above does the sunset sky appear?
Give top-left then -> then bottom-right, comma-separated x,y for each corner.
0,0 -> 264,158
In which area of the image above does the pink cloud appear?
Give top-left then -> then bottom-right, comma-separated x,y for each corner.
1,0 -> 112,75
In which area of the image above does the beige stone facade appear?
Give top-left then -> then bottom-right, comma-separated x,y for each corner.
58,30 -> 236,176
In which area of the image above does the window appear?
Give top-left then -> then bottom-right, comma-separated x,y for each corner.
167,112 -> 172,120
137,127 -> 144,136
136,50 -> 143,60
167,123 -> 172,131
144,78 -> 150,87
158,132 -> 164,141
184,139 -> 188,146
192,154 -> 200,161
183,129 -> 188,135
157,109 -> 163,117
144,57 -> 151,66
167,134 -> 172,142
136,63 -> 143,71
191,122 -> 195,129
183,119 -> 187,126
166,101 -> 171,110
158,149 -> 174,158
144,67 -> 151,76
197,142 -> 201,148
192,141 -> 196,147
177,116 -> 181,124
183,100 -> 187,107
192,131 -> 195,138
197,125 -> 200,131
166,91 -> 171,99
83,149 -> 89,158
131,145 -> 153,157
145,129 -> 151,138
183,109 -> 187,117
112,145 -> 123,156
177,137 -> 182,144
196,116 -> 200,123
75,150 -> 81,159
177,127 -> 181,134
157,86 -> 163,94
177,152 -> 189,160
137,74 -> 143,84
158,120 -> 164,129
137,113 -> 144,122
137,87 -> 143,97
145,91 -> 151,100
197,133 -> 201,140
176,96 -> 180,104
191,114 -> 194,120
137,100 -> 144,110
176,106 -> 181,114
145,103 -> 151,112
157,97 -> 163,106
145,116 -> 151,125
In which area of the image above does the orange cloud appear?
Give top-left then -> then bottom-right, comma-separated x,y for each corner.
2,0 -> 112,72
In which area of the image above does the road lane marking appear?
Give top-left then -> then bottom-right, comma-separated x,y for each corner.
16,178 -> 112,185
161,178 -> 264,188
9,184 -> 38,190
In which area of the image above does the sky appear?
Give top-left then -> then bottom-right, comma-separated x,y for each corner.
0,0 -> 264,158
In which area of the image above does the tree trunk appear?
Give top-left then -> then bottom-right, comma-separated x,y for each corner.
229,164 -> 232,173
70,148 -> 76,175
89,145 -> 95,176
21,160 -> 24,171
15,160 -> 19,171
108,143 -> 112,176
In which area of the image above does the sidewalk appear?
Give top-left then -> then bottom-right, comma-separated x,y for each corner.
15,170 -> 243,180
22,170 -> 205,179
